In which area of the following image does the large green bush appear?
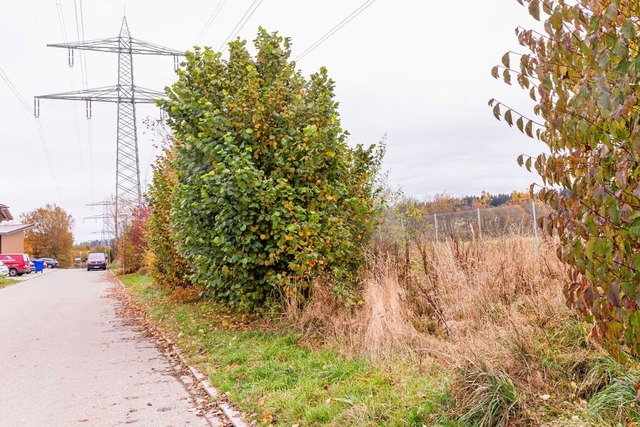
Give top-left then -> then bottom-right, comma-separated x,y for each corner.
157,29 -> 383,308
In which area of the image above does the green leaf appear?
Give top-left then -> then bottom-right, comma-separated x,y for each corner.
613,39 -> 628,58
629,219 -> 640,238
550,12 -> 563,31
621,19 -> 635,41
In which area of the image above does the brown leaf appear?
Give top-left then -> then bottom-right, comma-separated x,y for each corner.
491,66 -> 500,79
501,52 -> 510,68
528,0 -> 540,20
257,396 -> 266,407
525,120 -> 533,138
607,283 -> 621,307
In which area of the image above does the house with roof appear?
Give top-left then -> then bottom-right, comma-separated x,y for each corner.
0,204 -> 33,253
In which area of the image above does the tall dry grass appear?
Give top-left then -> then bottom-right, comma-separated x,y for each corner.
299,236 -> 568,362
294,235 -> 638,424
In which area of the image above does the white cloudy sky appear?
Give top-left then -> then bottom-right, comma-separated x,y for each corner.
0,0 -> 546,242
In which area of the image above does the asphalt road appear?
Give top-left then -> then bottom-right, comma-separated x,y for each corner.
0,269 -> 221,426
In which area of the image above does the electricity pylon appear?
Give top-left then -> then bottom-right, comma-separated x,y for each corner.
35,17 -> 183,238
85,199 -> 116,247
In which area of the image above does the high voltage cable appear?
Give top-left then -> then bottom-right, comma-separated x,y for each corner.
73,0 -> 89,89
0,67 -> 31,112
55,0 -> 69,42
57,0 -> 88,198
70,76 -> 84,168
195,0 -> 228,45
73,0 -> 95,198
78,0 -> 89,89
294,0 -> 378,62
34,119 -> 65,205
218,0 -> 264,52
0,66 -> 64,203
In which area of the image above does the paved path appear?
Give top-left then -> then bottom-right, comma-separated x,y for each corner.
0,269 -> 222,426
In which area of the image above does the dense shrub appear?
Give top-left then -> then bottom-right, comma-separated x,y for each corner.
157,29 -> 383,308
147,147 -> 193,288
116,204 -> 150,274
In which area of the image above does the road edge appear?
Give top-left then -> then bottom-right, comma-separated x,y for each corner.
110,272 -> 249,427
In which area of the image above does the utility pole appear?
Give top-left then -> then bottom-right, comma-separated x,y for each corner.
35,17 -> 183,238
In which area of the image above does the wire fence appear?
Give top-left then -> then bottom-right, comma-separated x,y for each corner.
395,202 -> 550,242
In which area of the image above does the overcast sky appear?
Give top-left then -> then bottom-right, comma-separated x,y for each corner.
0,0 -> 545,243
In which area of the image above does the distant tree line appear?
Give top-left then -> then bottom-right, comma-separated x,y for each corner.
399,190 -> 534,216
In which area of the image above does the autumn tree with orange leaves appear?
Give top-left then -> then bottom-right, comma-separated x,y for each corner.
21,204 -> 74,267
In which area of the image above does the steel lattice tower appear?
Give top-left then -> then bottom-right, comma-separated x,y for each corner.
116,21 -> 140,209
35,17 -> 183,238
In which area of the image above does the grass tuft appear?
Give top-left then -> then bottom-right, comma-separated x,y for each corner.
588,374 -> 640,424
456,363 -> 522,427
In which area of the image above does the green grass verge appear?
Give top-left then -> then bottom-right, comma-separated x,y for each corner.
119,274 -> 640,426
120,274 -> 458,426
0,276 -> 19,289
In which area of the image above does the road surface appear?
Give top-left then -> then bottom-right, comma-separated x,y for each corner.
0,269 -> 224,426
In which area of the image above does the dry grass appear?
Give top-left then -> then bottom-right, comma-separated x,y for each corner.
292,235 -> 640,425
298,236 -> 568,361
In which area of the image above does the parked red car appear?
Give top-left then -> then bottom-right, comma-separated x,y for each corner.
86,253 -> 107,271
0,253 -> 31,277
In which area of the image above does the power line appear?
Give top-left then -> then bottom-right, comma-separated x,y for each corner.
195,0 -> 228,45
0,66 -> 64,203
73,0 -> 95,198
218,0 -> 264,52
0,67 -> 31,112
55,0 -> 69,43
73,0 -> 89,89
34,118 -> 65,204
294,0 -> 378,62
70,77 -> 84,168
56,1 -> 87,177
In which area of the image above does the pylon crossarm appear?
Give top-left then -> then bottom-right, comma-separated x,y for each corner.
35,85 -> 164,103
129,38 -> 184,56
48,38 -> 184,56
48,38 -> 120,53
132,86 -> 167,101
36,86 -> 119,102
